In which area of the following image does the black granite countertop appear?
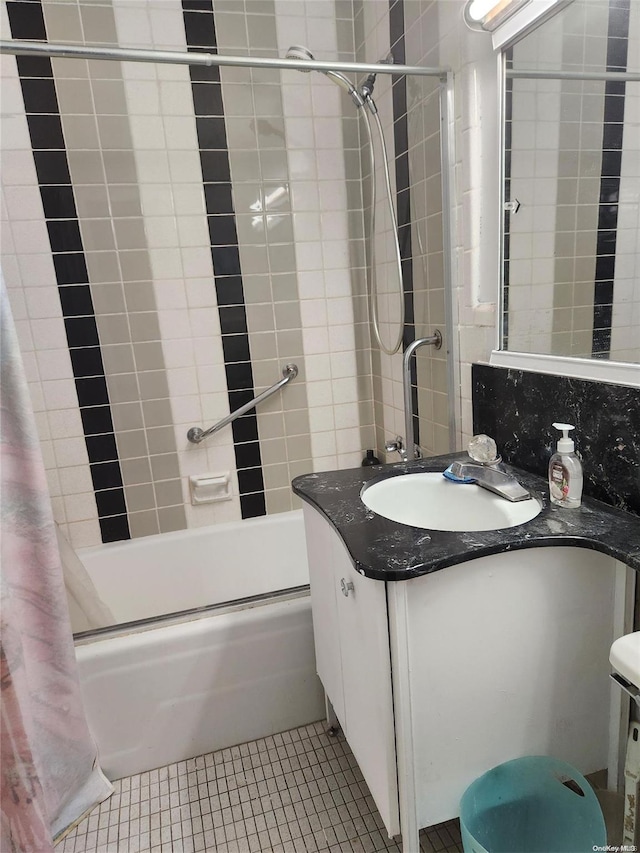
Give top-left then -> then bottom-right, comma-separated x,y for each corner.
292,453 -> 640,581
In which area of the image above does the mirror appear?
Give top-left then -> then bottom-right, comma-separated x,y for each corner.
501,0 -> 639,364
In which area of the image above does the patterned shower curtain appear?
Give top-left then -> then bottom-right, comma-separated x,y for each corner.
1,279 -> 113,851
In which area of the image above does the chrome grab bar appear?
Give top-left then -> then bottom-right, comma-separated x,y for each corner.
187,363 -> 298,445
402,331 -> 443,461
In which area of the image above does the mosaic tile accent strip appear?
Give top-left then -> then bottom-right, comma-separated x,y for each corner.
58,722 -> 463,853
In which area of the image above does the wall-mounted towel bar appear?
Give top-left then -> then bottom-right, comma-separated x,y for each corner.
187,364 -> 298,445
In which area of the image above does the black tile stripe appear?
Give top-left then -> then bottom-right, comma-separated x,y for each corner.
389,0 -> 419,447
181,0 -> 266,520
592,0 -> 630,358
502,49 -> 514,350
7,0 -> 130,543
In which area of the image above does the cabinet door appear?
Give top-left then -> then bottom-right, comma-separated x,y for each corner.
330,532 -> 400,838
406,547 -> 618,829
302,504 -> 346,727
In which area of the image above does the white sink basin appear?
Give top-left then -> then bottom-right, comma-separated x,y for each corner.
610,632 -> 640,689
361,472 -> 541,532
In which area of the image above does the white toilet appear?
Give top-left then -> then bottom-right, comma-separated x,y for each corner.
610,631 -> 640,846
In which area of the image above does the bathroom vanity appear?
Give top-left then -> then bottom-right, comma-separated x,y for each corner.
292,454 -> 640,852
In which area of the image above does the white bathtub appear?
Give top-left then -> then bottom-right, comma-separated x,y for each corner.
75,510 -> 325,780
79,509 -> 311,625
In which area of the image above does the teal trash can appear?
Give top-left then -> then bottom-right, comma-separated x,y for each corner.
459,756 -> 607,853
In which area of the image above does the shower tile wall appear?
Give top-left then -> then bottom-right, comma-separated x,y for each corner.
274,0 -> 373,473
1,0 -> 374,548
354,0 -> 451,461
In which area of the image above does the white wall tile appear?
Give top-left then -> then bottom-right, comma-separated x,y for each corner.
17,254 -> 57,288
3,185 -> 45,222
48,408 -> 85,440
131,115 -> 166,149
68,519 -> 102,549
1,151 -> 39,186
36,349 -> 74,382
136,151 -> 171,184
42,379 -> 78,410
30,319 -> 69,351
54,437 -> 90,469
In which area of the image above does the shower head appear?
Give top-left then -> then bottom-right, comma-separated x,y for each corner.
285,44 -> 364,108
285,44 -> 315,68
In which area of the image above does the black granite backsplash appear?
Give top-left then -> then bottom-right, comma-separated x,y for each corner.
472,364 -> 640,517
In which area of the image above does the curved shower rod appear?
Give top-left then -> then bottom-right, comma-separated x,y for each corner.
0,39 -> 448,79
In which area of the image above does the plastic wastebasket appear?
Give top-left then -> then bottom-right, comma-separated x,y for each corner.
459,756 -> 607,853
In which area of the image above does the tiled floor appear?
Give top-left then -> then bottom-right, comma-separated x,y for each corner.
58,722 -> 462,853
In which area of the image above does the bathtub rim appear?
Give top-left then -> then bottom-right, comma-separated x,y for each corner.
78,508 -> 304,561
74,583 -> 310,645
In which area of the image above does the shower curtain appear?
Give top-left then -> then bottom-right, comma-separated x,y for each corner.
1,279 -> 113,851
56,525 -> 115,633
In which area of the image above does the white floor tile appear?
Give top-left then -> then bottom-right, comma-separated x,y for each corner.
59,723 -> 461,853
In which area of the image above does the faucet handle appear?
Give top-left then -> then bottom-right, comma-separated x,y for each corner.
468,434 -> 500,465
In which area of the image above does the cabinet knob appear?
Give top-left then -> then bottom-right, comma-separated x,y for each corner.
340,578 -> 354,597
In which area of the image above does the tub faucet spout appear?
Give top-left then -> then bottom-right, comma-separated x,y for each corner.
385,436 -> 404,457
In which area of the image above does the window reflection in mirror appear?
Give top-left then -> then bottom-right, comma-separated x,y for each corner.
502,0 -> 639,364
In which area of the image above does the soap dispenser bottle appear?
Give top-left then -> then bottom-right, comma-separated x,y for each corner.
548,423 -> 583,508
362,449 -> 380,467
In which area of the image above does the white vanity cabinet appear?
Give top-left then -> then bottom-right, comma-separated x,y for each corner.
303,504 -> 400,836
303,503 -> 632,852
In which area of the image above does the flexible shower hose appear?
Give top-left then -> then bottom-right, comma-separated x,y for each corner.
360,105 -> 405,356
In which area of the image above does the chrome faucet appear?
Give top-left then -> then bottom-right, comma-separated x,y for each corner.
443,459 -> 531,502
442,434 -> 532,502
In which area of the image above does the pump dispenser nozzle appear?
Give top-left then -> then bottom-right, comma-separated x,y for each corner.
552,423 -> 575,453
